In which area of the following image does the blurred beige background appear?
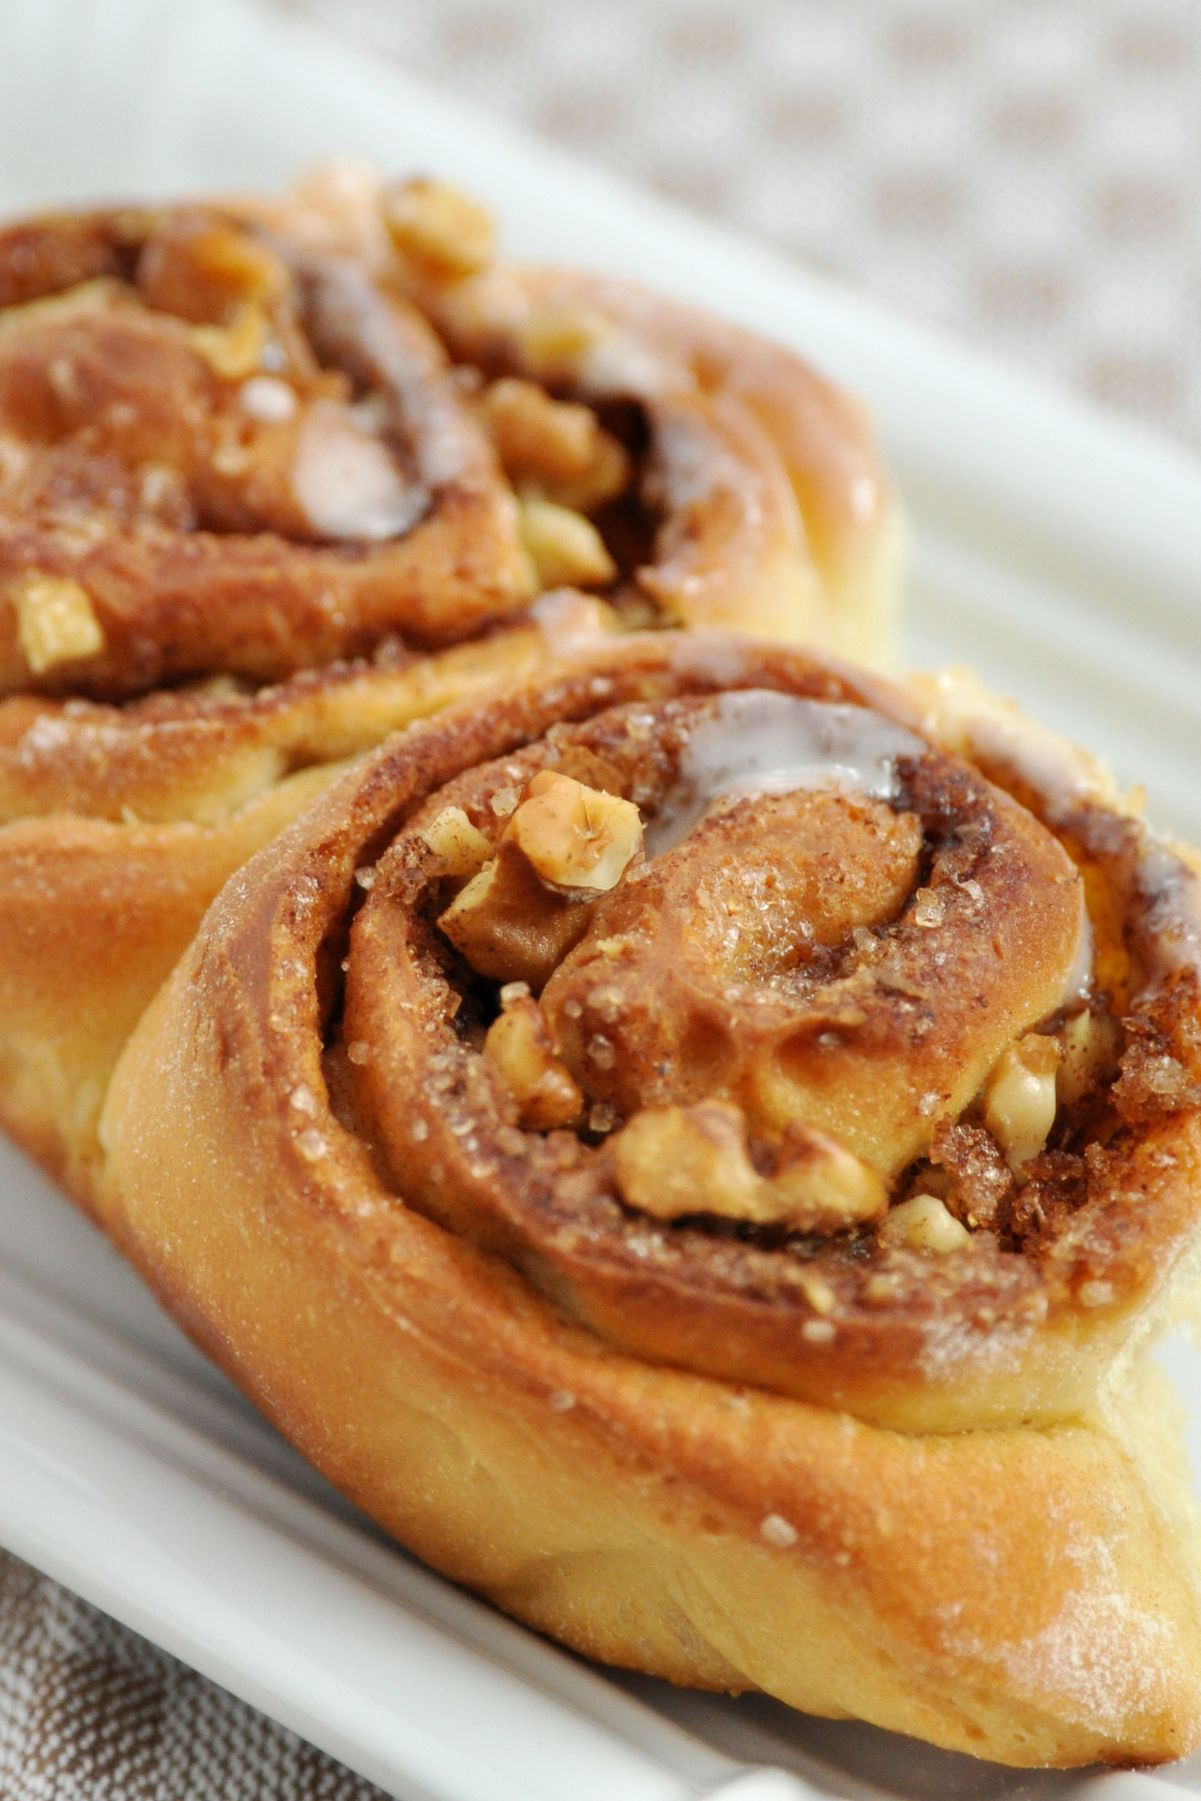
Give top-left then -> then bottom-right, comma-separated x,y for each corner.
281,0 -> 1201,451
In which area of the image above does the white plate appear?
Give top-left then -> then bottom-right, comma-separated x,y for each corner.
1,2 -> 1201,1797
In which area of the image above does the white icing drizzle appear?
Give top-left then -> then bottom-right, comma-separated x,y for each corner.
665,634 -> 762,691
292,403 -> 424,542
925,679 -> 1111,822
1058,899 -> 1094,1013
949,696 -> 1201,997
1135,838 -> 1201,986
645,690 -> 926,856
305,261 -> 473,490
530,588 -> 612,654
649,415 -> 748,515
966,715 -> 1101,816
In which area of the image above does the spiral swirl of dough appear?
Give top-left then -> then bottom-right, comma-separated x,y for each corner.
109,633 -> 1201,1432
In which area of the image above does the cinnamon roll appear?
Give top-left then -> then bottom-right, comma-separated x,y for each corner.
101,635 -> 1201,1767
0,172 -> 899,1202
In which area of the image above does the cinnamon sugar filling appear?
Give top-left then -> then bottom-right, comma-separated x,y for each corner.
311,667 -> 1201,1418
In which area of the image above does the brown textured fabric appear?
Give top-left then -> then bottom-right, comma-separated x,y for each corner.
0,1555 -> 385,1800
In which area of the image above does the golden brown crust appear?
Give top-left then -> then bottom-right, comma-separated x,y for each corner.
97,634 -> 1201,1764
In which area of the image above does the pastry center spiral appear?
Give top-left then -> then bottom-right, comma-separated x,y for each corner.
321,645 -> 1201,1423
540,695 -> 1083,1185
344,685 -> 1084,1253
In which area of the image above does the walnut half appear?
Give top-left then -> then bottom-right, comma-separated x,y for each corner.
505,771 -> 642,895
613,1101 -> 887,1236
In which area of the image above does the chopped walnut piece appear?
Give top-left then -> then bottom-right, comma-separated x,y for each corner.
518,307 -> 612,374
771,1121 -> 889,1232
484,994 -> 582,1131
383,178 -> 495,277
1057,1007 -> 1121,1108
614,1103 -> 761,1223
439,772 -> 641,986
195,229 -> 286,306
12,574 -> 105,673
140,220 -> 287,319
796,1271 -> 837,1315
506,771 -> 642,895
619,1095 -> 759,1224
519,497 -> 617,590
613,1101 -> 885,1235
983,1033 -> 1061,1172
878,1193 -> 970,1255
419,806 -> 493,877
189,302 -> 268,379
481,378 -> 631,512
